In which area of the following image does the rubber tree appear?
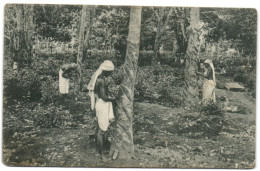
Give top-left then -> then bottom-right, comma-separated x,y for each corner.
173,7 -> 188,64
10,4 -> 34,68
109,6 -> 142,160
83,6 -> 95,61
183,7 -> 201,110
77,5 -> 94,93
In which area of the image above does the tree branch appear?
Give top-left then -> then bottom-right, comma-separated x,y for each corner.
4,35 -> 11,40
159,8 -> 173,37
152,7 -> 160,21
41,5 -> 50,22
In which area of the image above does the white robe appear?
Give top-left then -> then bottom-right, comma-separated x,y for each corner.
59,69 -> 69,94
202,79 -> 216,103
95,97 -> 114,131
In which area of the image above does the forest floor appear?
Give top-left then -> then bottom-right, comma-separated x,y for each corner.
3,88 -> 255,168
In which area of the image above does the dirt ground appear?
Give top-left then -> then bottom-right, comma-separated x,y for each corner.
2,88 -> 255,168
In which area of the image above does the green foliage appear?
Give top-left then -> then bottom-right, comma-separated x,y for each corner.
40,76 -> 59,104
93,6 -> 130,59
33,104 -> 64,128
201,8 -> 257,56
138,51 -> 176,67
4,68 -> 42,103
200,102 -> 224,117
135,65 -> 184,107
199,102 -> 224,137
138,51 -> 153,66
34,5 -> 80,42
213,56 -> 256,97
178,102 -> 224,138
35,99 -> 91,128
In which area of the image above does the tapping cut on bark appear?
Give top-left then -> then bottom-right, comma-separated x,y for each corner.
183,7 -> 201,111
109,6 -> 142,160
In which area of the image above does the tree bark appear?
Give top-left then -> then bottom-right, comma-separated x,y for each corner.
15,4 -> 24,64
183,7 -> 201,110
110,6 -> 142,160
83,6 -> 94,61
77,5 -> 93,93
24,5 -> 34,50
13,4 -> 34,67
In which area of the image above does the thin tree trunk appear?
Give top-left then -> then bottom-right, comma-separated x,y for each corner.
15,4 -> 24,65
109,37 -> 112,58
183,7 -> 201,110
77,5 -> 91,94
110,6 -> 142,160
83,6 -> 94,61
24,4 -> 34,60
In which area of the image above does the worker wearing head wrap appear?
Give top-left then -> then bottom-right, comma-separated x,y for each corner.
197,59 -> 216,104
203,59 -> 216,103
59,63 -> 78,94
87,60 -> 115,158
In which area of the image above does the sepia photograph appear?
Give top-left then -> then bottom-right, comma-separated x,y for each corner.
2,2 -> 257,168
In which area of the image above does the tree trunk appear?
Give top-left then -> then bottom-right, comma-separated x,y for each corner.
77,5 -> 93,94
14,4 -> 24,65
24,5 -> 34,50
153,11 -> 162,64
83,6 -> 94,61
14,4 -> 34,67
153,33 -> 161,64
110,6 -> 142,160
183,7 -> 201,110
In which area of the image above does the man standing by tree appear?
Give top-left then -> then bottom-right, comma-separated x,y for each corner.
87,60 -> 115,160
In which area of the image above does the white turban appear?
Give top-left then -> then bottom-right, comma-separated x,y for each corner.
87,60 -> 115,110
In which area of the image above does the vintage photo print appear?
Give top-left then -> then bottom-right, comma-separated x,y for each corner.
2,3 -> 256,168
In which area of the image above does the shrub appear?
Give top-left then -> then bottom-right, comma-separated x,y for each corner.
4,67 -> 42,103
199,102 -> 224,137
135,65 -> 184,107
138,51 -> 176,67
179,102 -> 224,138
138,51 -> 153,66
200,102 -> 224,117
40,76 -> 60,104
31,57 -> 62,78
32,104 -> 64,128
213,56 -> 256,98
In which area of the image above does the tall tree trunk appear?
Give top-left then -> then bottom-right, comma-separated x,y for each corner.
14,4 -> 34,67
83,6 -> 94,61
153,9 -> 162,64
77,5 -> 92,94
24,4 -> 34,62
24,5 -> 34,48
110,6 -> 142,160
183,7 -> 201,110
15,4 -> 24,65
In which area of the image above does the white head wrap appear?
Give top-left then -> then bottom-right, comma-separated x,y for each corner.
204,59 -> 215,84
87,60 -> 115,110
